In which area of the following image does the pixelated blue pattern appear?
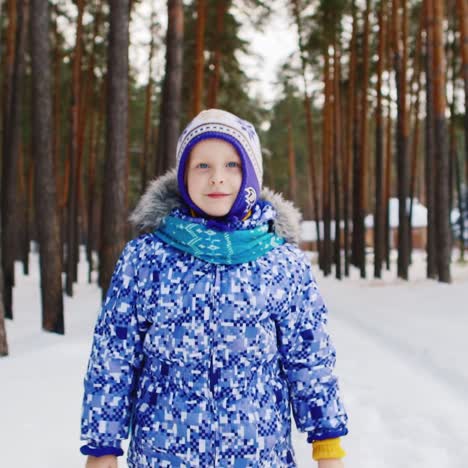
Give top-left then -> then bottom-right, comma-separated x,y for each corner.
80,224 -> 348,466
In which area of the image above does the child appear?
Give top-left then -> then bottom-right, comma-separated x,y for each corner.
80,109 -> 349,468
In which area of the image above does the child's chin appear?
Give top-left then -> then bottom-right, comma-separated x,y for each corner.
206,209 -> 230,218
202,205 -> 231,218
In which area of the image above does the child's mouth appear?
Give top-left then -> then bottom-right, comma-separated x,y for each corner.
207,193 -> 229,198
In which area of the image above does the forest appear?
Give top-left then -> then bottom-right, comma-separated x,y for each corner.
0,0 -> 467,356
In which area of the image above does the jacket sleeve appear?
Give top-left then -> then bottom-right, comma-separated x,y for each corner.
80,240 -> 150,451
274,256 -> 348,443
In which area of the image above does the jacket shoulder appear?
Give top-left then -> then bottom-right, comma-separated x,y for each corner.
122,232 -> 169,267
273,242 -> 312,270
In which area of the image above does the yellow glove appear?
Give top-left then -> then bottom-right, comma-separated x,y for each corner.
312,437 -> 346,460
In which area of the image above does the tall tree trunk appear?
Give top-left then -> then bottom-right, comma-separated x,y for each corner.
456,0 -> 468,188
454,0 -> 467,257
193,0 -> 206,116
286,105 -> 297,204
0,0 -> 8,356
17,143 -> 30,274
85,3 -> 104,283
76,62 -> 89,263
52,3 -> 62,210
61,148 -> 71,276
304,98 -> 321,258
51,3 -> 66,275
78,2 -> 102,262
358,0 -> 370,279
141,5 -> 156,193
88,79 -> 105,285
65,0 -> 85,296
207,0 -> 228,108
393,0 -> 410,279
425,0 -> 437,278
344,0 -> 358,276
374,0 -> 387,278
0,0 -> 3,57
31,0 -> 64,334
100,0 -> 130,296
384,108 -> 392,270
333,42 -> 342,280
322,50 -> 332,276
351,3 -> 363,271
453,144 -> 465,260
1,0 -> 28,319
432,0 -> 451,282
0,253 -> 7,353
87,107 -> 97,282
155,0 -> 184,176
292,0 -> 321,258
0,254 -> 6,355
408,11 -> 424,263
450,32 -> 464,260
384,3 -> 393,271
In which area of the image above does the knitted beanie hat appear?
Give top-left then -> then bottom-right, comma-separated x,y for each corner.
176,109 -> 263,221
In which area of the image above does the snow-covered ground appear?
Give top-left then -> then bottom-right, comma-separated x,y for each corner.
1,248 -> 467,468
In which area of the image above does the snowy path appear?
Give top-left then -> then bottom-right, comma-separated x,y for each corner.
328,308 -> 468,468
312,257 -> 468,468
1,250 -> 467,467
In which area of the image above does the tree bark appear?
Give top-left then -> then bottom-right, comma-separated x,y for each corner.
155,0 -> 184,176
352,1 -> 369,278
85,4 -> 104,284
359,1 -> 370,280
286,105 -> 297,204
100,0 -> 130,296
51,3 -> 62,213
333,42 -> 342,280
425,0 -> 437,278
0,0 -> 8,356
31,0 -> 64,333
408,11 -> 424,263
322,50 -> 332,276
344,0 -> 358,276
393,0 -> 410,280
0,252 -> 7,355
17,143 -> 30,275
89,79 -> 106,285
456,0 -> 468,190
432,0 -> 451,282
450,29 -> 465,260
351,3 -> 363,272
193,0 -> 206,116
1,0 -> 28,318
65,0 -> 85,296
384,108 -> 392,270
292,0 -> 321,257
374,0 -> 387,278
141,5 -> 156,193
207,0 -> 228,108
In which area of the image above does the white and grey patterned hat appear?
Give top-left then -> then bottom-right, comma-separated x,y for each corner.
176,109 -> 263,221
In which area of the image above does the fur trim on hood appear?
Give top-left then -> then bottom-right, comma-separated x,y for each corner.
129,169 -> 302,245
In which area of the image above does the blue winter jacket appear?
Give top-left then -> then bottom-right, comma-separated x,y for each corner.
80,170 -> 348,467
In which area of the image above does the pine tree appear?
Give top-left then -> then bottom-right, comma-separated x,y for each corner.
100,0 -> 130,295
31,0 -> 64,333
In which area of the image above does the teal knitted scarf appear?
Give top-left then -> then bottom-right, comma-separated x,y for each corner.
154,214 -> 285,265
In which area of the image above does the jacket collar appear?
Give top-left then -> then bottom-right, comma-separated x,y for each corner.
129,169 -> 302,245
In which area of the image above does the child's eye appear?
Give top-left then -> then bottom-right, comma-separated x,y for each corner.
197,163 -> 208,169
226,162 -> 240,168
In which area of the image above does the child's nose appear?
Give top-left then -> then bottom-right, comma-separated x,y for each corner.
210,169 -> 224,184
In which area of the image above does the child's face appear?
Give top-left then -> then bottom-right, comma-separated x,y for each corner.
185,138 -> 243,217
